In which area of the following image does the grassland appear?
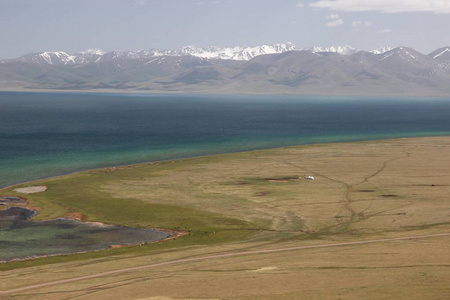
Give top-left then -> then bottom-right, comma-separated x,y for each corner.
1,137 -> 450,299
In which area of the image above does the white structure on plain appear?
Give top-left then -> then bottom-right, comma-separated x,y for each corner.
304,176 -> 315,180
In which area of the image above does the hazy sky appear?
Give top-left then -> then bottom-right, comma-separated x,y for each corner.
1,0 -> 449,58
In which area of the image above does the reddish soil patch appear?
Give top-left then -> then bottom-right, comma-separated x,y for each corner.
64,212 -> 87,221
154,228 -> 190,241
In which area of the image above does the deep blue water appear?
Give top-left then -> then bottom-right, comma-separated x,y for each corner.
1,92 -> 450,188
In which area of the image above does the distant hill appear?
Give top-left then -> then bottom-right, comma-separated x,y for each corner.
1,44 -> 450,96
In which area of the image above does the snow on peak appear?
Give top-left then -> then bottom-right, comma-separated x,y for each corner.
13,43 -> 363,65
433,47 -> 450,59
396,47 -> 417,59
154,43 -> 360,60
37,51 -> 76,64
81,48 -> 106,55
302,45 -> 360,55
151,43 -> 298,60
371,46 -> 394,54
379,46 -> 422,63
18,43 -> 444,65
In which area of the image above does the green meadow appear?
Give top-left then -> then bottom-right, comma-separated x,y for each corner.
2,137 -> 450,299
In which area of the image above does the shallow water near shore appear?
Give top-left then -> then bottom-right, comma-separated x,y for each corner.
0,211 -> 171,262
1,92 -> 450,188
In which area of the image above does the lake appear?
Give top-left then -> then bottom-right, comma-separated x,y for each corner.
1,92 -> 450,188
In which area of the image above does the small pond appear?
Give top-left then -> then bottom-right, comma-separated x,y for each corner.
0,204 -> 172,262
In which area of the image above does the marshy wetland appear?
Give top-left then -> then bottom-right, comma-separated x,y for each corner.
0,196 -> 172,262
1,137 -> 449,299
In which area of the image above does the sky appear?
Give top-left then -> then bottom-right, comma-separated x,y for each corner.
1,0 -> 449,59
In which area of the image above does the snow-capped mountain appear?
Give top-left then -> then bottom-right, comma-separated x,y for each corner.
80,48 -> 106,56
10,43 -> 397,65
153,43 -> 298,60
301,45 -> 360,55
71,49 -> 107,64
429,47 -> 450,61
15,49 -> 107,65
428,46 -> 450,70
12,43 -> 300,65
16,51 -> 77,65
378,47 -> 422,62
2,45 -> 450,96
371,46 -> 394,54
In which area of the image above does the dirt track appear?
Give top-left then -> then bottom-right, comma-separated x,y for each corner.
2,232 -> 449,296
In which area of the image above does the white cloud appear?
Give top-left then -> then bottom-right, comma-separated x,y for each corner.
324,13 -> 344,27
326,13 -> 340,19
296,3 -> 304,7
325,18 -> 344,27
352,20 -> 372,27
378,28 -> 392,34
310,0 -> 450,14
135,0 -> 146,5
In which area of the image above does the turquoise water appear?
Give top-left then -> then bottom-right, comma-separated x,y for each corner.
1,92 -> 450,188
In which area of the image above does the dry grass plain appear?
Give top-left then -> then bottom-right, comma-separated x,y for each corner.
1,137 -> 450,299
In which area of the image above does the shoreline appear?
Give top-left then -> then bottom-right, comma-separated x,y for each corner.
1,135 -> 448,263
1,195 -> 189,263
0,215 -> 189,263
2,135 -> 450,193
2,88 -> 450,98
2,92 -> 450,190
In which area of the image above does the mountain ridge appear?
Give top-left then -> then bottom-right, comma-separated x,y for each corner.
3,43 -> 398,65
1,45 -> 450,96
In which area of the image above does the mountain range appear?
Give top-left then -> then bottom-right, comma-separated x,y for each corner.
1,43 -> 450,96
